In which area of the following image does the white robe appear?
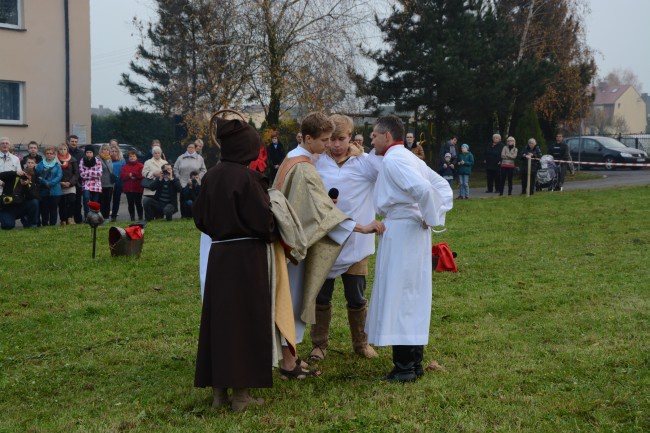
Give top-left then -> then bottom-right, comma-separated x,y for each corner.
199,232 -> 211,301
285,146 -> 354,343
314,150 -> 381,278
365,145 -> 453,346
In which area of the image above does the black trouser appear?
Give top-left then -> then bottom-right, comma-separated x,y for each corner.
521,170 -> 537,195
125,192 -> 143,221
111,184 -> 122,218
316,274 -> 367,309
100,187 -> 113,218
58,193 -> 76,221
74,185 -> 83,223
556,163 -> 567,189
40,196 -> 61,226
144,198 -> 175,221
485,168 -> 499,192
180,199 -> 193,218
391,345 -> 424,376
499,167 -> 514,194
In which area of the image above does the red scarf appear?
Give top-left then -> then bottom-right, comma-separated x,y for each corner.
58,153 -> 71,169
381,141 -> 404,156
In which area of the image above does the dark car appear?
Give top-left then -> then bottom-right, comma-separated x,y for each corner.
91,143 -> 146,162
565,136 -> 648,170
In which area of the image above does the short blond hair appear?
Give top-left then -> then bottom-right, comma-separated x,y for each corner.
329,114 -> 353,138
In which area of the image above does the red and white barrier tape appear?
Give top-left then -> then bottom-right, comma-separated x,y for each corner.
553,160 -> 650,167
531,158 -> 650,167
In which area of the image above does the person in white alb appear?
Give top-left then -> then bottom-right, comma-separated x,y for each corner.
365,115 -> 453,382
310,114 -> 382,362
0,137 -> 23,195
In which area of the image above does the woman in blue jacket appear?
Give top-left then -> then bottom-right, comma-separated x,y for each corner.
457,143 -> 474,199
36,145 -> 63,226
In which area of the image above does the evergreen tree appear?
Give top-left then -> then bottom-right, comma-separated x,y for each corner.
120,0 -> 253,138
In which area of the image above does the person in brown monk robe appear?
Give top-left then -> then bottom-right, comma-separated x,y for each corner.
193,117 -> 277,412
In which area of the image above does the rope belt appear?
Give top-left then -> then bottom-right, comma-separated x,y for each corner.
212,237 -> 259,244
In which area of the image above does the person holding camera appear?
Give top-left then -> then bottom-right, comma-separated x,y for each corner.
0,164 -> 40,230
180,170 -> 201,218
143,163 -> 181,221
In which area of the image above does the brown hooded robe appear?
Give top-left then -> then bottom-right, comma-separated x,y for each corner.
193,119 -> 277,389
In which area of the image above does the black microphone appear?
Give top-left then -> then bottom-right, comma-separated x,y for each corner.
328,188 -> 339,200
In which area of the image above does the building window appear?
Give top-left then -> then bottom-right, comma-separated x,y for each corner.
0,81 -> 24,124
0,0 -> 22,29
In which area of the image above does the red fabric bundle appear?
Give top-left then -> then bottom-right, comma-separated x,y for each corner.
248,146 -> 268,173
432,242 -> 457,272
124,225 -> 143,240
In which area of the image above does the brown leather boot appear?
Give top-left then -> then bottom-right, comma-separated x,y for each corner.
212,387 -> 229,408
67,217 -> 76,225
231,388 -> 264,412
308,304 -> 332,362
347,304 -> 378,358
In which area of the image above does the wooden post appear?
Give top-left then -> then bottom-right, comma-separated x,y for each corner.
526,157 -> 532,196
92,227 -> 97,259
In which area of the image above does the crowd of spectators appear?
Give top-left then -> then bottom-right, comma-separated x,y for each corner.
0,135 -> 206,230
0,130 -> 570,230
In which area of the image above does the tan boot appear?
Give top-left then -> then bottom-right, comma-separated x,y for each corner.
348,304 -> 378,358
308,304 -> 332,362
67,217 -> 76,225
231,388 -> 264,412
212,387 -> 229,408
60,220 -> 67,226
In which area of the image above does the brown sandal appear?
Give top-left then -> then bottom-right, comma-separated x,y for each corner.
296,357 -> 309,369
308,346 -> 326,363
279,363 -> 321,380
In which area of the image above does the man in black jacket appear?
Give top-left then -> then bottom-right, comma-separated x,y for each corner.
484,134 -> 503,193
266,135 -> 285,182
548,133 -> 571,191
66,135 -> 85,223
144,163 -> 182,221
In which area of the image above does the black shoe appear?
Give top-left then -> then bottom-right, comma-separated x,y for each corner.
382,367 -> 417,383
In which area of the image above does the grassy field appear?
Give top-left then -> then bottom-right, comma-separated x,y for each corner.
1,185 -> 648,432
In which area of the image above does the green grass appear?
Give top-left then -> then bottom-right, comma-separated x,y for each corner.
1,185 -> 648,432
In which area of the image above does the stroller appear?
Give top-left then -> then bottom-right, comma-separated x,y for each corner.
535,155 -> 558,191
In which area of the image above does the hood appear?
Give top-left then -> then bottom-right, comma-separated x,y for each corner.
216,117 -> 261,164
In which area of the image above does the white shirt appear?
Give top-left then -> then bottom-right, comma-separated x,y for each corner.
374,145 -> 453,226
0,152 -> 22,195
315,149 -> 381,277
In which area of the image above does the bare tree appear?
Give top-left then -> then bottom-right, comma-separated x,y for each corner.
496,0 -> 595,135
244,0 -> 371,126
600,68 -> 644,93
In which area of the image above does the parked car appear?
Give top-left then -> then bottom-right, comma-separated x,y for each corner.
91,143 -> 146,162
564,136 -> 648,170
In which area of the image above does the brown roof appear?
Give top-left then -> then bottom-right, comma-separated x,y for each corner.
593,84 -> 631,105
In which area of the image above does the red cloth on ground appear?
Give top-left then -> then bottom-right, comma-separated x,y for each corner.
124,225 -> 143,240
432,242 -> 457,272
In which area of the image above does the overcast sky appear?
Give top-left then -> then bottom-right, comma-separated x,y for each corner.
90,0 -> 650,110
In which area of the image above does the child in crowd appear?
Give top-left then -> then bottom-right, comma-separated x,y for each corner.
456,144 -> 474,199
438,152 -> 455,188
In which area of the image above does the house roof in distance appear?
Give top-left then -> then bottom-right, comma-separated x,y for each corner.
593,84 -> 632,105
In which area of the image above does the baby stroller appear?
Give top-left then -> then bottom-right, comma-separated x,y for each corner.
535,155 -> 558,191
